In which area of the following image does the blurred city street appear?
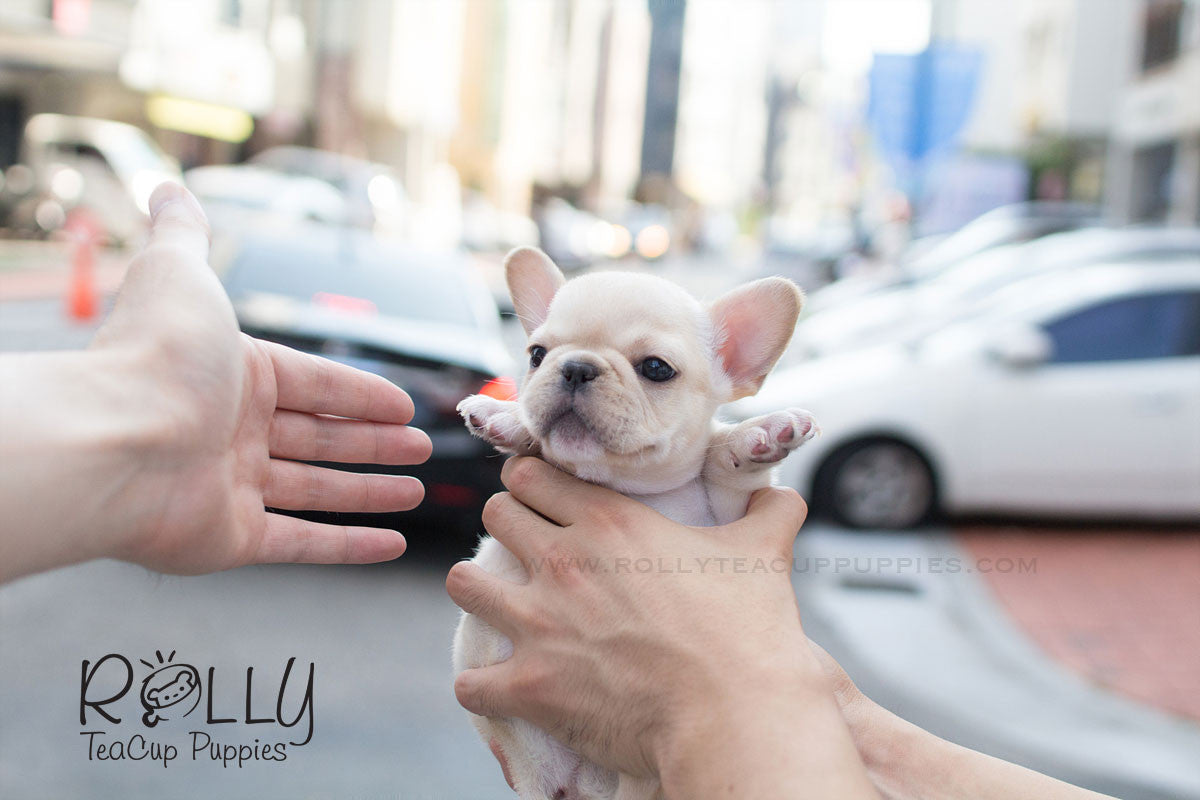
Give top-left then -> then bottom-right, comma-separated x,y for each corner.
3,0 -> 1200,798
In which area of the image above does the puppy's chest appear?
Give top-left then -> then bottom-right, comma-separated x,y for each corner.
627,478 -> 719,527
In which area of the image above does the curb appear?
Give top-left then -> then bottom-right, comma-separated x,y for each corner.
794,526 -> 1200,800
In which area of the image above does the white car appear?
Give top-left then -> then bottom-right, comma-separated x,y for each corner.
185,164 -> 349,237
790,227 -> 1200,362
804,201 -> 1102,314
731,260 -> 1200,528
11,114 -> 182,242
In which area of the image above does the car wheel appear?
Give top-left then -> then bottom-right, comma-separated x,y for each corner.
817,440 -> 936,529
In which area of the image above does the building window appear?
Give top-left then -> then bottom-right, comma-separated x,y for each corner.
1141,0 -> 1183,71
221,0 -> 242,27
1132,141 -> 1176,221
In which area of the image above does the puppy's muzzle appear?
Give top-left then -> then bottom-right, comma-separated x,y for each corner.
560,359 -> 599,392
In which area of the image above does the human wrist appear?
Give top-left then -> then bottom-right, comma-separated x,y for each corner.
652,639 -> 826,791
1,346 -> 178,575
846,699 -> 952,800
81,342 -> 200,562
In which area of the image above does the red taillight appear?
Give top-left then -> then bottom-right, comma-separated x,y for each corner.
431,483 -> 479,507
479,376 -> 518,401
313,292 -> 377,315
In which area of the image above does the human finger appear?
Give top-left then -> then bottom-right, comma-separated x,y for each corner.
454,661 -> 523,719
445,561 -> 525,638
264,460 -> 424,512
264,340 -> 416,423
255,514 -> 406,564
148,182 -> 211,258
500,457 -> 632,527
721,486 -> 807,555
481,491 -> 557,561
268,409 -> 432,465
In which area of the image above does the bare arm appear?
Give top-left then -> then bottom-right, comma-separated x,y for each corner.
811,644 -> 1117,800
0,183 -> 432,583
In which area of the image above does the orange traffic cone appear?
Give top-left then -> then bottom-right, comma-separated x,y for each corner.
66,229 -> 98,322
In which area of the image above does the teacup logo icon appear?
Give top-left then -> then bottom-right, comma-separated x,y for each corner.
139,650 -> 201,727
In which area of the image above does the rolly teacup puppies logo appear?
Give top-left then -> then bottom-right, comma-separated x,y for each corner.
139,650 -> 201,727
80,650 -> 315,768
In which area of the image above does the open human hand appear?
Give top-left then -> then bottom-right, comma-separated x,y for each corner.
89,183 -> 431,574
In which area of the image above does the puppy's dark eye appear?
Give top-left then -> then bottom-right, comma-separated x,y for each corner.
529,345 -> 547,369
639,357 -> 675,382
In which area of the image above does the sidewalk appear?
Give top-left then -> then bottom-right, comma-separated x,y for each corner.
0,240 -> 125,351
960,524 -> 1200,722
794,524 -> 1200,800
0,240 -> 129,302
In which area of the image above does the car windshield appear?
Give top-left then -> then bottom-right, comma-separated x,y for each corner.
903,217 -> 1028,279
95,126 -> 176,178
224,238 -> 479,328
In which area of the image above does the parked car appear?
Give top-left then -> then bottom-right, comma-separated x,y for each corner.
217,226 -> 514,539
731,260 -> 1200,528
789,226 -> 1200,361
806,201 -> 1103,313
534,197 -> 606,270
250,146 -> 407,233
461,190 -> 539,254
1,114 -> 181,242
622,202 -> 673,261
756,219 -> 856,290
186,164 -> 349,236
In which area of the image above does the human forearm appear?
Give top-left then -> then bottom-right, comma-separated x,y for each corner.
844,692 -> 1114,800
656,651 -> 879,799
0,346 -> 167,581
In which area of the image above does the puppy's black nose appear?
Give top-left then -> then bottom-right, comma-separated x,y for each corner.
561,360 -> 599,390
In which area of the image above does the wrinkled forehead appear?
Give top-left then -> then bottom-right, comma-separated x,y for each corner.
536,273 -> 712,358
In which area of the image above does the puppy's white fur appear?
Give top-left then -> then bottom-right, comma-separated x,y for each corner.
453,248 -> 817,800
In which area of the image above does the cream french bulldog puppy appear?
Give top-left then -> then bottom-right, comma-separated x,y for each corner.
452,247 -> 817,800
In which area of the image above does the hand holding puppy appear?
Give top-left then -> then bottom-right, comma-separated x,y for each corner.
451,247 -> 829,799
448,458 -> 878,799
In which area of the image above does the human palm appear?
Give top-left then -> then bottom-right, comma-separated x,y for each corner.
94,184 -> 430,573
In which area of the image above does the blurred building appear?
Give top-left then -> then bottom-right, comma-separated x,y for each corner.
0,0 -> 138,166
672,0 -> 773,211
948,0 -> 1124,204
1106,0 -> 1200,224
0,0 -> 280,167
640,0 -> 684,184
450,0 -> 649,216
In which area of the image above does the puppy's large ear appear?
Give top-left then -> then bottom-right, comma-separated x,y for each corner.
709,277 -> 804,400
505,247 -> 566,336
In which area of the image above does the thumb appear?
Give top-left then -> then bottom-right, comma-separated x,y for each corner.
726,486 -> 808,554
93,181 -> 234,351
148,182 -> 211,259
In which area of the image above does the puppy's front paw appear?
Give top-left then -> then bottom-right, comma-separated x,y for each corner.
727,408 -> 819,468
457,394 -> 540,456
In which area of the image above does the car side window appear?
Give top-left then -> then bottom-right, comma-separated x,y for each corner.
1043,290 -> 1200,363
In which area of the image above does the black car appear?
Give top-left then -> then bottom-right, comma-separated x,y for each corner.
219,227 -> 514,544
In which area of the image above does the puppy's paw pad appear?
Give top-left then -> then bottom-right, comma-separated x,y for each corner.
457,395 -> 534,453
731,408 -> 819,465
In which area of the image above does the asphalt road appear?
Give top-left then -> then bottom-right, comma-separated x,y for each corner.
0,542 -> 514,800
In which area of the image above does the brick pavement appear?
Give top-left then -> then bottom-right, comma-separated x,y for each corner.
958,524 -> 1200,721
